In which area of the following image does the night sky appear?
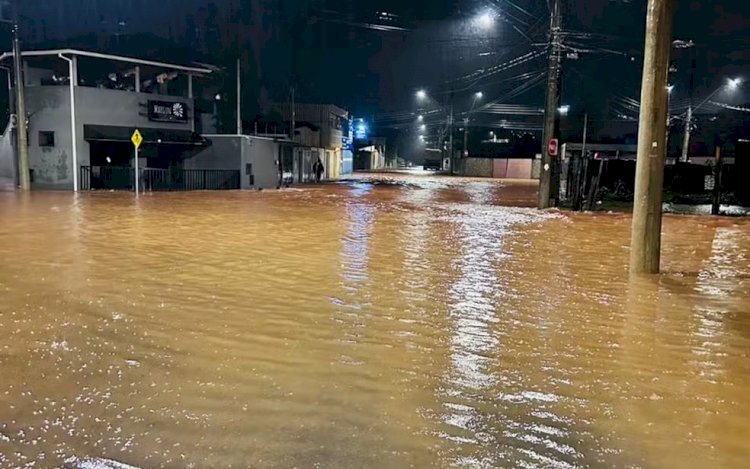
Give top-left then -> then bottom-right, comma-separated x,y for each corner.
12,0 -> 750,144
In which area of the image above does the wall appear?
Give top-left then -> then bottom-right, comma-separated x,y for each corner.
492,159 -> 533,179
187,135 -> 280,190
0,121 -> 16,190
462,158 -> 493,177
341,149 -> 353,175
25,86 -> 75,189
461,157 -> 534,179
183,136 -> 241,171
242,137 -> 280,190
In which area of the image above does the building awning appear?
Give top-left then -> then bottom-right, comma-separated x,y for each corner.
84,125 -> 209,146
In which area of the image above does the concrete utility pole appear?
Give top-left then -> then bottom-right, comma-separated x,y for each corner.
12,2 -> 29,190
448,102 -> 454,174
236,57 -> 241,135
630,0 -> 674,274
463,117 -> 469,159
680,52 -> 696,163
711,146 -> 722,215
538,0 -> 563,209
290,86 -> 296,141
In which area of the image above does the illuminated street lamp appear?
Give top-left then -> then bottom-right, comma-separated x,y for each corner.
416,89 -> 427,101
475,12 -> 494,30
420,124 -> 427,131
417,114 -> 424,122
558,105 -> 570,115
475,91 -> 484,100
728,77 -> 742,90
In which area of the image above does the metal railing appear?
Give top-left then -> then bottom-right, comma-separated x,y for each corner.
80,166 -> 240,191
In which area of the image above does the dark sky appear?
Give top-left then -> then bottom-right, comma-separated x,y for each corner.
16,0 -> 750,137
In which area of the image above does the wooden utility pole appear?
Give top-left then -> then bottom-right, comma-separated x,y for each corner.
538,0 -> 563,209
630,0 -> 674,274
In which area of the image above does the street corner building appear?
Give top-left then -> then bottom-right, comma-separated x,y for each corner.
0,49 -> 297,192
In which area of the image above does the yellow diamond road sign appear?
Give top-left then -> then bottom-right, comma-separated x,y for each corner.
131,129 -> 143,149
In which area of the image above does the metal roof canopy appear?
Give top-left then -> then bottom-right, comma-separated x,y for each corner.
0,49 -> 213,75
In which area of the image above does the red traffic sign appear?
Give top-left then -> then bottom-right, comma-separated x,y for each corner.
548,138 -> 559,157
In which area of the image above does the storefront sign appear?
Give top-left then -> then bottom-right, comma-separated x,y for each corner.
148,100 -> 188,123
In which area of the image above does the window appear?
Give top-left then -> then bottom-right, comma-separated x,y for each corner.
39,131 -> 55,147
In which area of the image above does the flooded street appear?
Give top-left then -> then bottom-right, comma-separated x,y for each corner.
1,175 -> 750,468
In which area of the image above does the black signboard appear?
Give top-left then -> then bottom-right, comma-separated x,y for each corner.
148,100 -> 188,123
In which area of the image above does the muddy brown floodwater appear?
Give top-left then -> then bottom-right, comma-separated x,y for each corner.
1,175 -> 749,468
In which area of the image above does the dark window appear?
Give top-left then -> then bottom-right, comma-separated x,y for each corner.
39,131 -> 55,147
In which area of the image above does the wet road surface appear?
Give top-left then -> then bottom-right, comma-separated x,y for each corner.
1,175 -> 749,468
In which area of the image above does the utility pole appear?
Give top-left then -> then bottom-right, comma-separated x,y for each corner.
12,1 -> 28,190
463,117 -> 469,160
538,0 -> 563,209
680,55 -> 696,162
711,146 -> 722,215
448,100 -> 454,175
290,86 -> 296,141
630,0 -> 674,274
236,57 -> 241,135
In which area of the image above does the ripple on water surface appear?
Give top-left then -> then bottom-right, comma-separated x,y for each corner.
0,179 -> 749,468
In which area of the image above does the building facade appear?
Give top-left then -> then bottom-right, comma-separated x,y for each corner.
271,103 -> 351,180
0,49 -> 216,190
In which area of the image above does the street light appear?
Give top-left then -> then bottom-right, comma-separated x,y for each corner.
475,91 -> 484,100
682,76 -> 743,162
420,124 -> 427,132
416,89 -> 427,100
417,114 -> 424,122
558,105 -> 570,115
475,12 -> 494,30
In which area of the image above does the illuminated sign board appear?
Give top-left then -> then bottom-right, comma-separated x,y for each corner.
354,118 -> 368,140
148,100 -> 188,123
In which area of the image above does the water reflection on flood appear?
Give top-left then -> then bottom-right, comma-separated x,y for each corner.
0,176 -> 749,468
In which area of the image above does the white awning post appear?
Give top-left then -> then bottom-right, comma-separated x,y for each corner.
58,53 -> 78,192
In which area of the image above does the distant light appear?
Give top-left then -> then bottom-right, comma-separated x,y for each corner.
667,85 -> 675,94
416,89 -> 427,100
420,124 -> 427,131
475,91 -> 483,99
215,93 -> 222,101
417,114 -> 424,122
728,78 -> 742,89
105,156 -> 112,164
558,105 -> 570,115
475,12 -> 494,30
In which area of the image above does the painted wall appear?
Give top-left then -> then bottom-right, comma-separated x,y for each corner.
462,157 -> 534,179
462,158 -> 493,178
25,86 -> 75,189
0,121 -> 16,190
341,149 -> 353,175
186,135 -> 280,190
242,137 -> 280,190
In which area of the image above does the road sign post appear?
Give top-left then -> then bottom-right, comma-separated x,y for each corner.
131,129 -> 143,193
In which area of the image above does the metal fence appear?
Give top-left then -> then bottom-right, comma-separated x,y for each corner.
80,166 -> 240,191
